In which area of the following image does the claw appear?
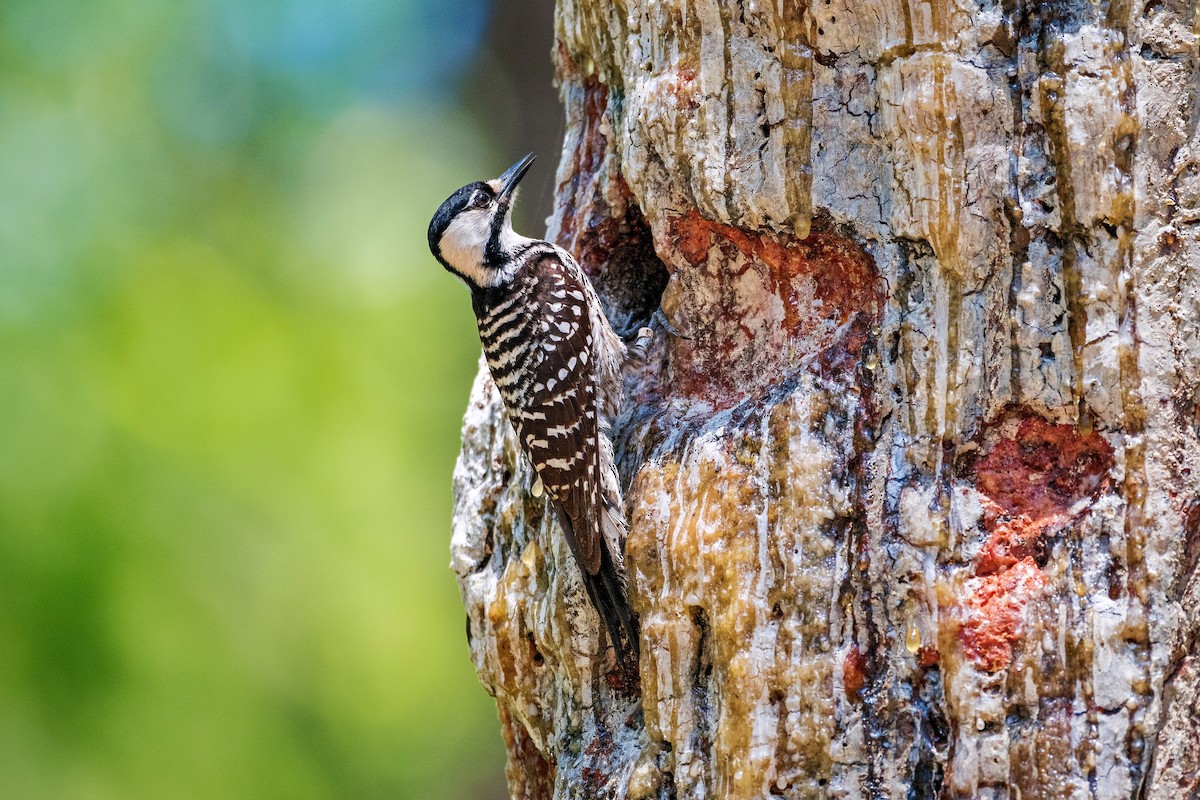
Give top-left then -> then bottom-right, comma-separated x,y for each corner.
653,307 -> 691,340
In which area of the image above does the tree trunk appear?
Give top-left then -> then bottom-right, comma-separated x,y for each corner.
450,1 -> 1200,798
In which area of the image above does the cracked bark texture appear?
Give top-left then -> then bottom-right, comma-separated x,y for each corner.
449,1 -> 1200,798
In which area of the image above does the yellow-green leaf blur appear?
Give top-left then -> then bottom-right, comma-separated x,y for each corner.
0,0 -> 532,797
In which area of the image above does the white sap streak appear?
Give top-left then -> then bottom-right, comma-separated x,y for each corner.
749,408 -> 778,798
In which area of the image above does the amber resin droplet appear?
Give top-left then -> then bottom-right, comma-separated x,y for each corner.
905,623 -> 921,654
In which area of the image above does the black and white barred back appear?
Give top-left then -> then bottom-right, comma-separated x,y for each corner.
428,155 -> 638,661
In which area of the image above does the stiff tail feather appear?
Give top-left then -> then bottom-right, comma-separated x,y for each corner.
585,538 -> 640,664
554,506 -> 640,664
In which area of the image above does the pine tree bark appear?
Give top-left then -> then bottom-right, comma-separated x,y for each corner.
450,2 -> 1200,798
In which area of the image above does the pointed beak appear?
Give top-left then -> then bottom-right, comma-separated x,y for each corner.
497,153 -> 535,202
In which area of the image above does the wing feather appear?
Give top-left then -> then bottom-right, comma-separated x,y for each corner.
509,253 -> 606,575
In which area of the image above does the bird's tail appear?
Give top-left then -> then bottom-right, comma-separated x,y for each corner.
594,433 -> 639,666
554,504 -> 640,667
584,535 -> 640,667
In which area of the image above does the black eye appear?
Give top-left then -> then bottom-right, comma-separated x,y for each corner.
470,191 -> 491,209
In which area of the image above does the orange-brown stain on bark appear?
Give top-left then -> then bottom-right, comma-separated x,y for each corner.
673,67 -> 700,110
555,72 -> 612,271
498,704 -> 556,799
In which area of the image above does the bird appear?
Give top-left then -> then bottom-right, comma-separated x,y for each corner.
427,153 -> 639,663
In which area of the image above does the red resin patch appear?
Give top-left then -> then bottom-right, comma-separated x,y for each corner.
673,212 -> 714,268
666,211 -> 881,399
843,645 -> 867,701
959,558 -> 1047,673
916,644 -> 940,668
975,415 -> 1114,529
669,211 -> 879,335
959,411 -> 1115,671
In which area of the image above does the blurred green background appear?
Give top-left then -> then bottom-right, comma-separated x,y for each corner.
0,0 -> 558,797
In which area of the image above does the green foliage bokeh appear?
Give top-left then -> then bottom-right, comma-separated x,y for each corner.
0,1 -> 510,796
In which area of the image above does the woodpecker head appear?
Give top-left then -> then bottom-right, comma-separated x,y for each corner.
428,153 -> 536,289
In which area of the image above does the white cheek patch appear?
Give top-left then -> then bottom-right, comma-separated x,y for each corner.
440,209 -> 494,286
438,200 -> 537,288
